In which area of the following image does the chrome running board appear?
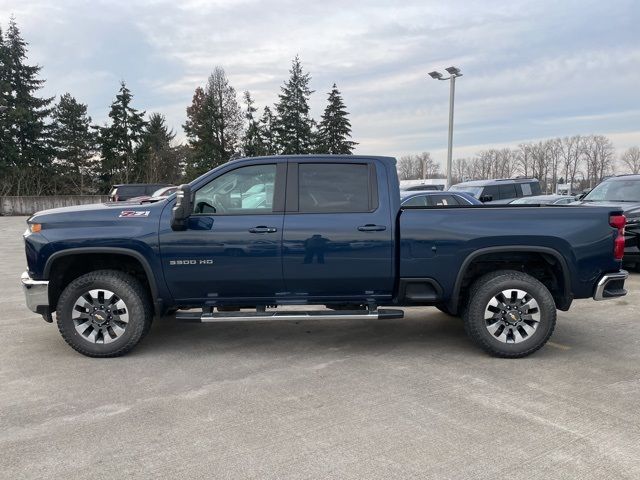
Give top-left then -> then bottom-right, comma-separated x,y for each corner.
175,308 -> 404,323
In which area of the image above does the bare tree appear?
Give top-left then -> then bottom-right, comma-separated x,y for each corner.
517,143 -> 533,178
560,135 -> 583,195
583,135 -> 615,187
397,155 -> 421,180
621,146 -> 640,174
397,152 -> 440,180
415,152 -> 440,178
545,138 -> 562,193
452,158 -> 470,183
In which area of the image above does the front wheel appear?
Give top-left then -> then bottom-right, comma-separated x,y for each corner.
56,270 -> 152,357
462,270 -> 556,358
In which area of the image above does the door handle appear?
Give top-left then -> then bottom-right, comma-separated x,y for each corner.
249,226 -> 278,233
357,224 -> 387,232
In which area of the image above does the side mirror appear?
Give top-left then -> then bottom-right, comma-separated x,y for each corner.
479,195 -> 492,203
171,184 -> 193,231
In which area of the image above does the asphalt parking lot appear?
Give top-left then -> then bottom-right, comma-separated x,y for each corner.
1,215 -> 640,479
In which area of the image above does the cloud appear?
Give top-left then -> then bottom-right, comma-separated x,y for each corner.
1,0 -> 638,162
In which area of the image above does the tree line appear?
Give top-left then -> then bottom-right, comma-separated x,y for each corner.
399,137 -> 640,193
0,18 -> 356,195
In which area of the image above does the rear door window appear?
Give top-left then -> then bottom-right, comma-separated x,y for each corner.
498,184 -> 518,200
530,182 -> 541,195
482,186 -> 500,201
121,186 -> 146,197
298,163 -> 372,213
520,183 -> 532,197
403,196 -> 428,207
427,194 -> 461,206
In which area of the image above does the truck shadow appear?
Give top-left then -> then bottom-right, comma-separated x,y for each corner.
136,310 -> 480,357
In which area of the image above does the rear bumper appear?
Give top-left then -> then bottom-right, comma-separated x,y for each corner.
21,271 -> 50,314
593,270 -> 628,301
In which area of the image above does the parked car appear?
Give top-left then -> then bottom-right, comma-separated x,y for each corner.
572,175 -> 640,268
450,178 -> 541,203
22,155 -> 627,359
401,190 -> 482,206
400,179 -> 447,191
129,186 -> 178,204
108,183 -> 172,202
510,195 -> 574,205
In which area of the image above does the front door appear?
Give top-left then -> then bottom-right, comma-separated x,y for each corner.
159,162 -> 285,303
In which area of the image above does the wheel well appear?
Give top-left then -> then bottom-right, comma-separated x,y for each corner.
47,253 -> 154,311
453,251 -> 568,313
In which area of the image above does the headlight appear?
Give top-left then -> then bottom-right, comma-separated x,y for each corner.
28,223 -> 42,233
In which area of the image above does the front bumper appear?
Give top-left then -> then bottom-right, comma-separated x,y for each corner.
593,270 -> 628,301
21,271 -> 50,317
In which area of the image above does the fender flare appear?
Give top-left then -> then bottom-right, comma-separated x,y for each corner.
448,245 -> 572,313
44,247 -> 163,314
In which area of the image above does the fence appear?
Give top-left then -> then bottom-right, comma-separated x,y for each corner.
0,196 -> 109,216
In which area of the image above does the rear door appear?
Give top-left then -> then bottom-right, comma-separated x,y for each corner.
281,160 -> 394,301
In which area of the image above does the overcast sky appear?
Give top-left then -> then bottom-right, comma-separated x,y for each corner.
2,0 -> 639,165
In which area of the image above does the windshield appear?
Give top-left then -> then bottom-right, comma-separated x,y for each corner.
449,185 -> 482,198
584,179 -> 640,202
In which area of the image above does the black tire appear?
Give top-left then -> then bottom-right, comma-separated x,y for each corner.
435,304 -> 456,316
462,270 -> 556,358
56,270 -> 152,357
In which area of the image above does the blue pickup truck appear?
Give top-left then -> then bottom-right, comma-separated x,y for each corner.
21,155 -> 629,358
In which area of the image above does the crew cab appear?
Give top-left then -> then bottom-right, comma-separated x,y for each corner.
21,156 -> 628,358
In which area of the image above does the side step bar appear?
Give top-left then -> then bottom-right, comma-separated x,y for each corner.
175,308 -> 404,323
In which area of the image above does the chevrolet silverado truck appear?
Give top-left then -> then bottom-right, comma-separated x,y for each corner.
21,155 -> 629,358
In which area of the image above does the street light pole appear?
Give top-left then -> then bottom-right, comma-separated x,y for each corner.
429,67 -> 463,189
446,74 -> 456,189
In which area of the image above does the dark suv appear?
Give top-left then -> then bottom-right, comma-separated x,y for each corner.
109,184 -> 171,202
449,178 -> 541,203
573,174 -> 640,268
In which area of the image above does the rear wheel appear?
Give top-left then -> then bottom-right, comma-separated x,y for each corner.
56,270 -> 152,357
462,270 -> 556,358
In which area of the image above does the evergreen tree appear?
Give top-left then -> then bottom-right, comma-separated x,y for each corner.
259,106 -> 278,155
0,25 -> 11,186
183,67 -> 243,178
2,17 -> 54,194
51,93 -> 95,194
98,81 -> 146,185
242,91 -> 265,157
183,86 -> 214,179
137,113 -> 181,183
317,83 -> 357,154
274,55 -> 314,154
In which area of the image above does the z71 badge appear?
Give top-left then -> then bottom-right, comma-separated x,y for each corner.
119,210 -> 150,218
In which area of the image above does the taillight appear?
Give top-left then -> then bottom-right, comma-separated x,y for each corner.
610,214 -> 626,260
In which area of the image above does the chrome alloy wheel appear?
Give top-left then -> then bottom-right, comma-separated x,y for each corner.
484,289 -> 540,344
72,289 -> 129,344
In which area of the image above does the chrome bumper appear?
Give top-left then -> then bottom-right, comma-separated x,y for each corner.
593,270 -> 628,301
21,271 -> 49,313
